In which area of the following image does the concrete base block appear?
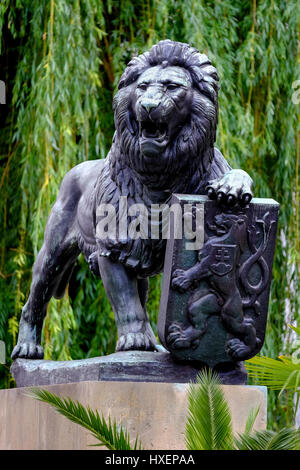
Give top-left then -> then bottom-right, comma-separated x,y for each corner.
0,381 -> 267,450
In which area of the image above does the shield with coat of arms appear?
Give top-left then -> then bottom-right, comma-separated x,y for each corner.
209,244 -> 237,276
158,194 -> 279,370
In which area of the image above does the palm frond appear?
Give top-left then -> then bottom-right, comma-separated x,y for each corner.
243,406 -> 260,435
27,388 -> 142,450
185,369 -> 234,450
245,355 -> 300,393
235,427 -> 300,451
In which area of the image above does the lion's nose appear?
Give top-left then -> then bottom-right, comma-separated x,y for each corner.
141,99 -> 160,114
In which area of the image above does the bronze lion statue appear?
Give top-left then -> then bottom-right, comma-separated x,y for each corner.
12,40 -> 253,359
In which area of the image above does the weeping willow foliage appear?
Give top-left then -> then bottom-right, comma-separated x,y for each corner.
0,0 -> 299,427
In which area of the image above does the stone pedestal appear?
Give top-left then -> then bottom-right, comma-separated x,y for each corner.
0,380 -> 267,450
11,351 -> 247,387
4,352 -> 266,449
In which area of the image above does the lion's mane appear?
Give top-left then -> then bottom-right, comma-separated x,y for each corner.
91,40 -> 230,277
110,39 -> 220,194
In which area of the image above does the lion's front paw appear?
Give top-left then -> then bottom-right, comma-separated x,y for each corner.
116,331 -> 157,352
225,338 -> 252,361
206,169 -> 253,207
172,269 -> 192,293
167,322 -> 201,350
11,342 -> 44,360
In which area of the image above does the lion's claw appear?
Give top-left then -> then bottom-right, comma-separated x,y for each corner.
226,338 -> 252,361
11,342 -> 44,360
172,269 -> 192,292
167,322 -> 201,350
206,169 -> 253,208
116,332 -> 157,351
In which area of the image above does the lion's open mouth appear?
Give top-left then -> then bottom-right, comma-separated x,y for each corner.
139,121 -> 168,142
138,120 -> 169,157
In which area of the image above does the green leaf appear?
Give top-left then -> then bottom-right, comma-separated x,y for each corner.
243,406 -> 260,435
245,355 -> 300,392
288,324 -> 300,337
185,369 -> 234,450
235,427 -> 300,451
26,388 -> 142,450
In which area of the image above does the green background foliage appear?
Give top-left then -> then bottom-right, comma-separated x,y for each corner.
0,0 -> 299,429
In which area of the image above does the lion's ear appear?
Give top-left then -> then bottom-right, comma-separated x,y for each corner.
118,54 -> 149,89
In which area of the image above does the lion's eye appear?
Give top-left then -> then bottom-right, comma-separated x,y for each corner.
166,84 -> 178,91
137,84 -> 147,90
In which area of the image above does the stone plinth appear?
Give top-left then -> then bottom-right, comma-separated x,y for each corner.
11,351 -> 247,387
0,380 -> 267,450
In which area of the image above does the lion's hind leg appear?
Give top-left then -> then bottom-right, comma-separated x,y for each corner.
12,188 -> 81,360
188,291 -> 221,332
11,238 -> 80,360
166,292 -> 220,350
221,292 -> 258,360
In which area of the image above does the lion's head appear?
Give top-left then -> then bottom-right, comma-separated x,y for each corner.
112,40 -> 220,192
